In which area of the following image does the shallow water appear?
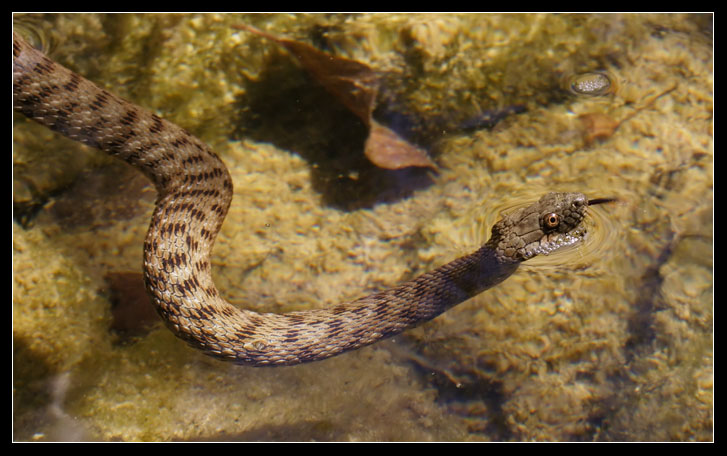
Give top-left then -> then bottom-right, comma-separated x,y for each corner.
13,13 -> 712,441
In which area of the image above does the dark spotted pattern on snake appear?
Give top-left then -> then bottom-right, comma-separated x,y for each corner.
12,31 -> 609,366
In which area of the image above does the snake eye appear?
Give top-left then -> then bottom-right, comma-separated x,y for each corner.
543,213 -> 560,229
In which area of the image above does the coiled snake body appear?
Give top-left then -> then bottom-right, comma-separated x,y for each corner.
13,31 -> 607,366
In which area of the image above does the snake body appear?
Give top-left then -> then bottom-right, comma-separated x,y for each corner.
13,31 -> 599,366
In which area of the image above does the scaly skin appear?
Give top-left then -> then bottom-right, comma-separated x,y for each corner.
13,30 -> 596,366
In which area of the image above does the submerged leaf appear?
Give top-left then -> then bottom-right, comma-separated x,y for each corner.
234,24 -> 436,170
366,120 -> 435,169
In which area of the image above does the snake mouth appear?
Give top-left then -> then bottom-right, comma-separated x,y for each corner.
522,226 -> 588,259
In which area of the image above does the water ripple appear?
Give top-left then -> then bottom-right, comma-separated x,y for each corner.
458,193 -> 620,270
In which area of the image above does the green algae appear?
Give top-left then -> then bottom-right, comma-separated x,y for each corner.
13,13 -> 712,441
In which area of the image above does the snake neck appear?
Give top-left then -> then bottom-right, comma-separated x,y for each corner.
154,241 -> 521,366
463,244 -> 521,294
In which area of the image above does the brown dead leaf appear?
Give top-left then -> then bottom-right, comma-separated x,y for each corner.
365,119 -> 435,169
233,24 -> 436,170
578,112 -> 619,145
578,83 -> 678,146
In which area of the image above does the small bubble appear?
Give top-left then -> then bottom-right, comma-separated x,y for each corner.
567,72 -> 614,97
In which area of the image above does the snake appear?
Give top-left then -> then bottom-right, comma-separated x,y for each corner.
13,30 -> 612,366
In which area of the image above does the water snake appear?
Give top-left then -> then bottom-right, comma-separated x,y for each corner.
12,30 -> 612,366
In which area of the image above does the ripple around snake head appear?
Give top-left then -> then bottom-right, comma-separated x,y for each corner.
525,197 -> 620,270
483,192 -> 589,263
463,192 -> 617,270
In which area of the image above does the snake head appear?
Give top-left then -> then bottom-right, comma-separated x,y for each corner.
486,192 -> 591,263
